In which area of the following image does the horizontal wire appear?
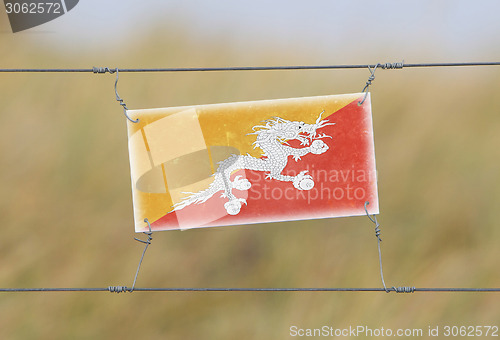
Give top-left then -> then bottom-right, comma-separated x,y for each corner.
0,62 -> 499,73
0,287 -> 499,293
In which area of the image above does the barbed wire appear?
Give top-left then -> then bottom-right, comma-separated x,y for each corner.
0,61 -> 499,73
0,287 -> 498,293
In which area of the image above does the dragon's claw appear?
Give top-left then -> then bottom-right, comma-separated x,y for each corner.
293,171 -> 314,190
299,138 -> 310,146
224,198 -> 247,215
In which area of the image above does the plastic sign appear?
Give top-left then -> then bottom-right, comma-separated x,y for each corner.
126,93 -> 379,232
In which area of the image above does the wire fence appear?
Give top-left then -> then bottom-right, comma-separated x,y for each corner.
0,61 -> 499,73
1,287 -> 499,294
1,61 -> 499,294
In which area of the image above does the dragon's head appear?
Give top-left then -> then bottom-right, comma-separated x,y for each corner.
249,111 -> 334,146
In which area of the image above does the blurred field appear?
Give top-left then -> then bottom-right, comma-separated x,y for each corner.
0,14 -> 500,340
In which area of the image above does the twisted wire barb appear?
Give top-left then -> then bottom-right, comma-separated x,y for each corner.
364,201 -> 415,294
379,61 -> 404,69
130,218 -> 154,292
364,201 -> 389,292
358,64 -> 377,105
108,286 -> 128,294
92,67 -> 113,74
92,67 -> 138,123
113,68 -> 138,123
358,61 -> 405,105
393,286 -> 416,293
107,219 -> 153,294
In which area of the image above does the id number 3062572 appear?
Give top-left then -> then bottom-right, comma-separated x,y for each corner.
5,2 -> 62,14
443,325 -> 498,337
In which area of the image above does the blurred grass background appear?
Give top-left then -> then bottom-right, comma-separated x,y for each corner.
0,2 -> 499,339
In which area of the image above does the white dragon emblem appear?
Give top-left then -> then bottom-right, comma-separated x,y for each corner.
173,112 -> 333,215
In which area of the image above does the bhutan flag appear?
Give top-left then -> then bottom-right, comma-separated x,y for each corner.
127,93 -> 378,231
